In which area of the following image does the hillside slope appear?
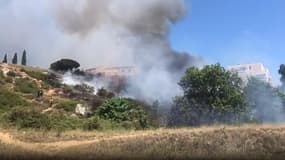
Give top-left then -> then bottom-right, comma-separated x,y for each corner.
1,125 -> 285,159
0,63 -> 157,133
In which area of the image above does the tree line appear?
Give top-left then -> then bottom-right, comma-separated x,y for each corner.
1,50 -> 27,65
168,64 -> 285,126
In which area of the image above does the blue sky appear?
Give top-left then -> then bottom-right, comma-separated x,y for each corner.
170,0 -> 285,84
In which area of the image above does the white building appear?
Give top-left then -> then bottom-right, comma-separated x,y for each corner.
228,63 -> 272,84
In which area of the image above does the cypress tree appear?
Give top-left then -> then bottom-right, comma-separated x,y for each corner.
21,50 -> 27,65
12,53 -> 18,64
2,54 -> 7,63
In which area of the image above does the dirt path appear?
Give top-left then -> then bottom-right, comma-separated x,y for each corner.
0,131 -> 147,154
2,125 -> 285,156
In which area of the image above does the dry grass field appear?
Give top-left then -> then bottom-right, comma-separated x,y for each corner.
1,125 -> 285,160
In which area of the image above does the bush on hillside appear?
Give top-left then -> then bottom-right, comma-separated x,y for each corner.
24,69 -> 48,81
6,107 -> 85,131
7,107 -> 50,129
97,98 -> 149,129
23,69 -> 61,88
0,90 -> 27,110
55,99 -> 79,112
15,78 -> 38,94
83,117 -> 101,131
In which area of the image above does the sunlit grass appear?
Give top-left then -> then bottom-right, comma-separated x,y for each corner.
1,125 -> 285,159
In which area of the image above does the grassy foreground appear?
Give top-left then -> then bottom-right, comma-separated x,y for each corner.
1,125 -> 285,160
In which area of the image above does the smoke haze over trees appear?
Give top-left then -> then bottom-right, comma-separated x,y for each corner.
244,78 -> 285,123
169,64 -> 285,127
169,64 -> 247,126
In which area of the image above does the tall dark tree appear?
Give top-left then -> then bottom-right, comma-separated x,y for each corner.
12,53 -> 18,64
21,50 -> 27,65
279,64 -> 285,91
2,54 -> 7,63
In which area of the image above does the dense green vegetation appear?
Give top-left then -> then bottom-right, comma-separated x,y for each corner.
0,65 -> 154,131
169,63 -> 285,127
97,98 -> 149,129
55,99 -> 79,112
169,64 -> 246,126
23,69 -> 48,81
14,78 -> 38,94
0,90 -> 27,110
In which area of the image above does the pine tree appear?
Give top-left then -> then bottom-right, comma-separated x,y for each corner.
2,54 -> 7,63
21,50 -> 27,65
12,53 -> 18,64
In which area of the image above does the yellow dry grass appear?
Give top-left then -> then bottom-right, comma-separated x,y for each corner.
1,124 -> 285,159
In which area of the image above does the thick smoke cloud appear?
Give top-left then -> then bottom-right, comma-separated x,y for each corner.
53,0 -> 202,103
54,0 -> 185,37
0,0 -> 202,104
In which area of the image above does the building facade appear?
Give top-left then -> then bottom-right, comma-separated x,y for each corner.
86,66 -> 136,78
228,63 -> 272,84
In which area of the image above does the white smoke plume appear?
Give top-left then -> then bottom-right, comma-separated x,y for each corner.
245,78 -> 285,123
0,0 -> 202,104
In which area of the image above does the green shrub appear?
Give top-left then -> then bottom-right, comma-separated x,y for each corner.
6,107 -> 85,131
0,89 -> 27,110
83,117 -> 101,131
47,112 -> 84,131
56,100 -> 79,112
169,64 -> 246,126
15,78 -> 38,94
0,111 -> 10,128
97,98 -> 149,129
7,107 -> 50,129
24,69 -> 48,81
